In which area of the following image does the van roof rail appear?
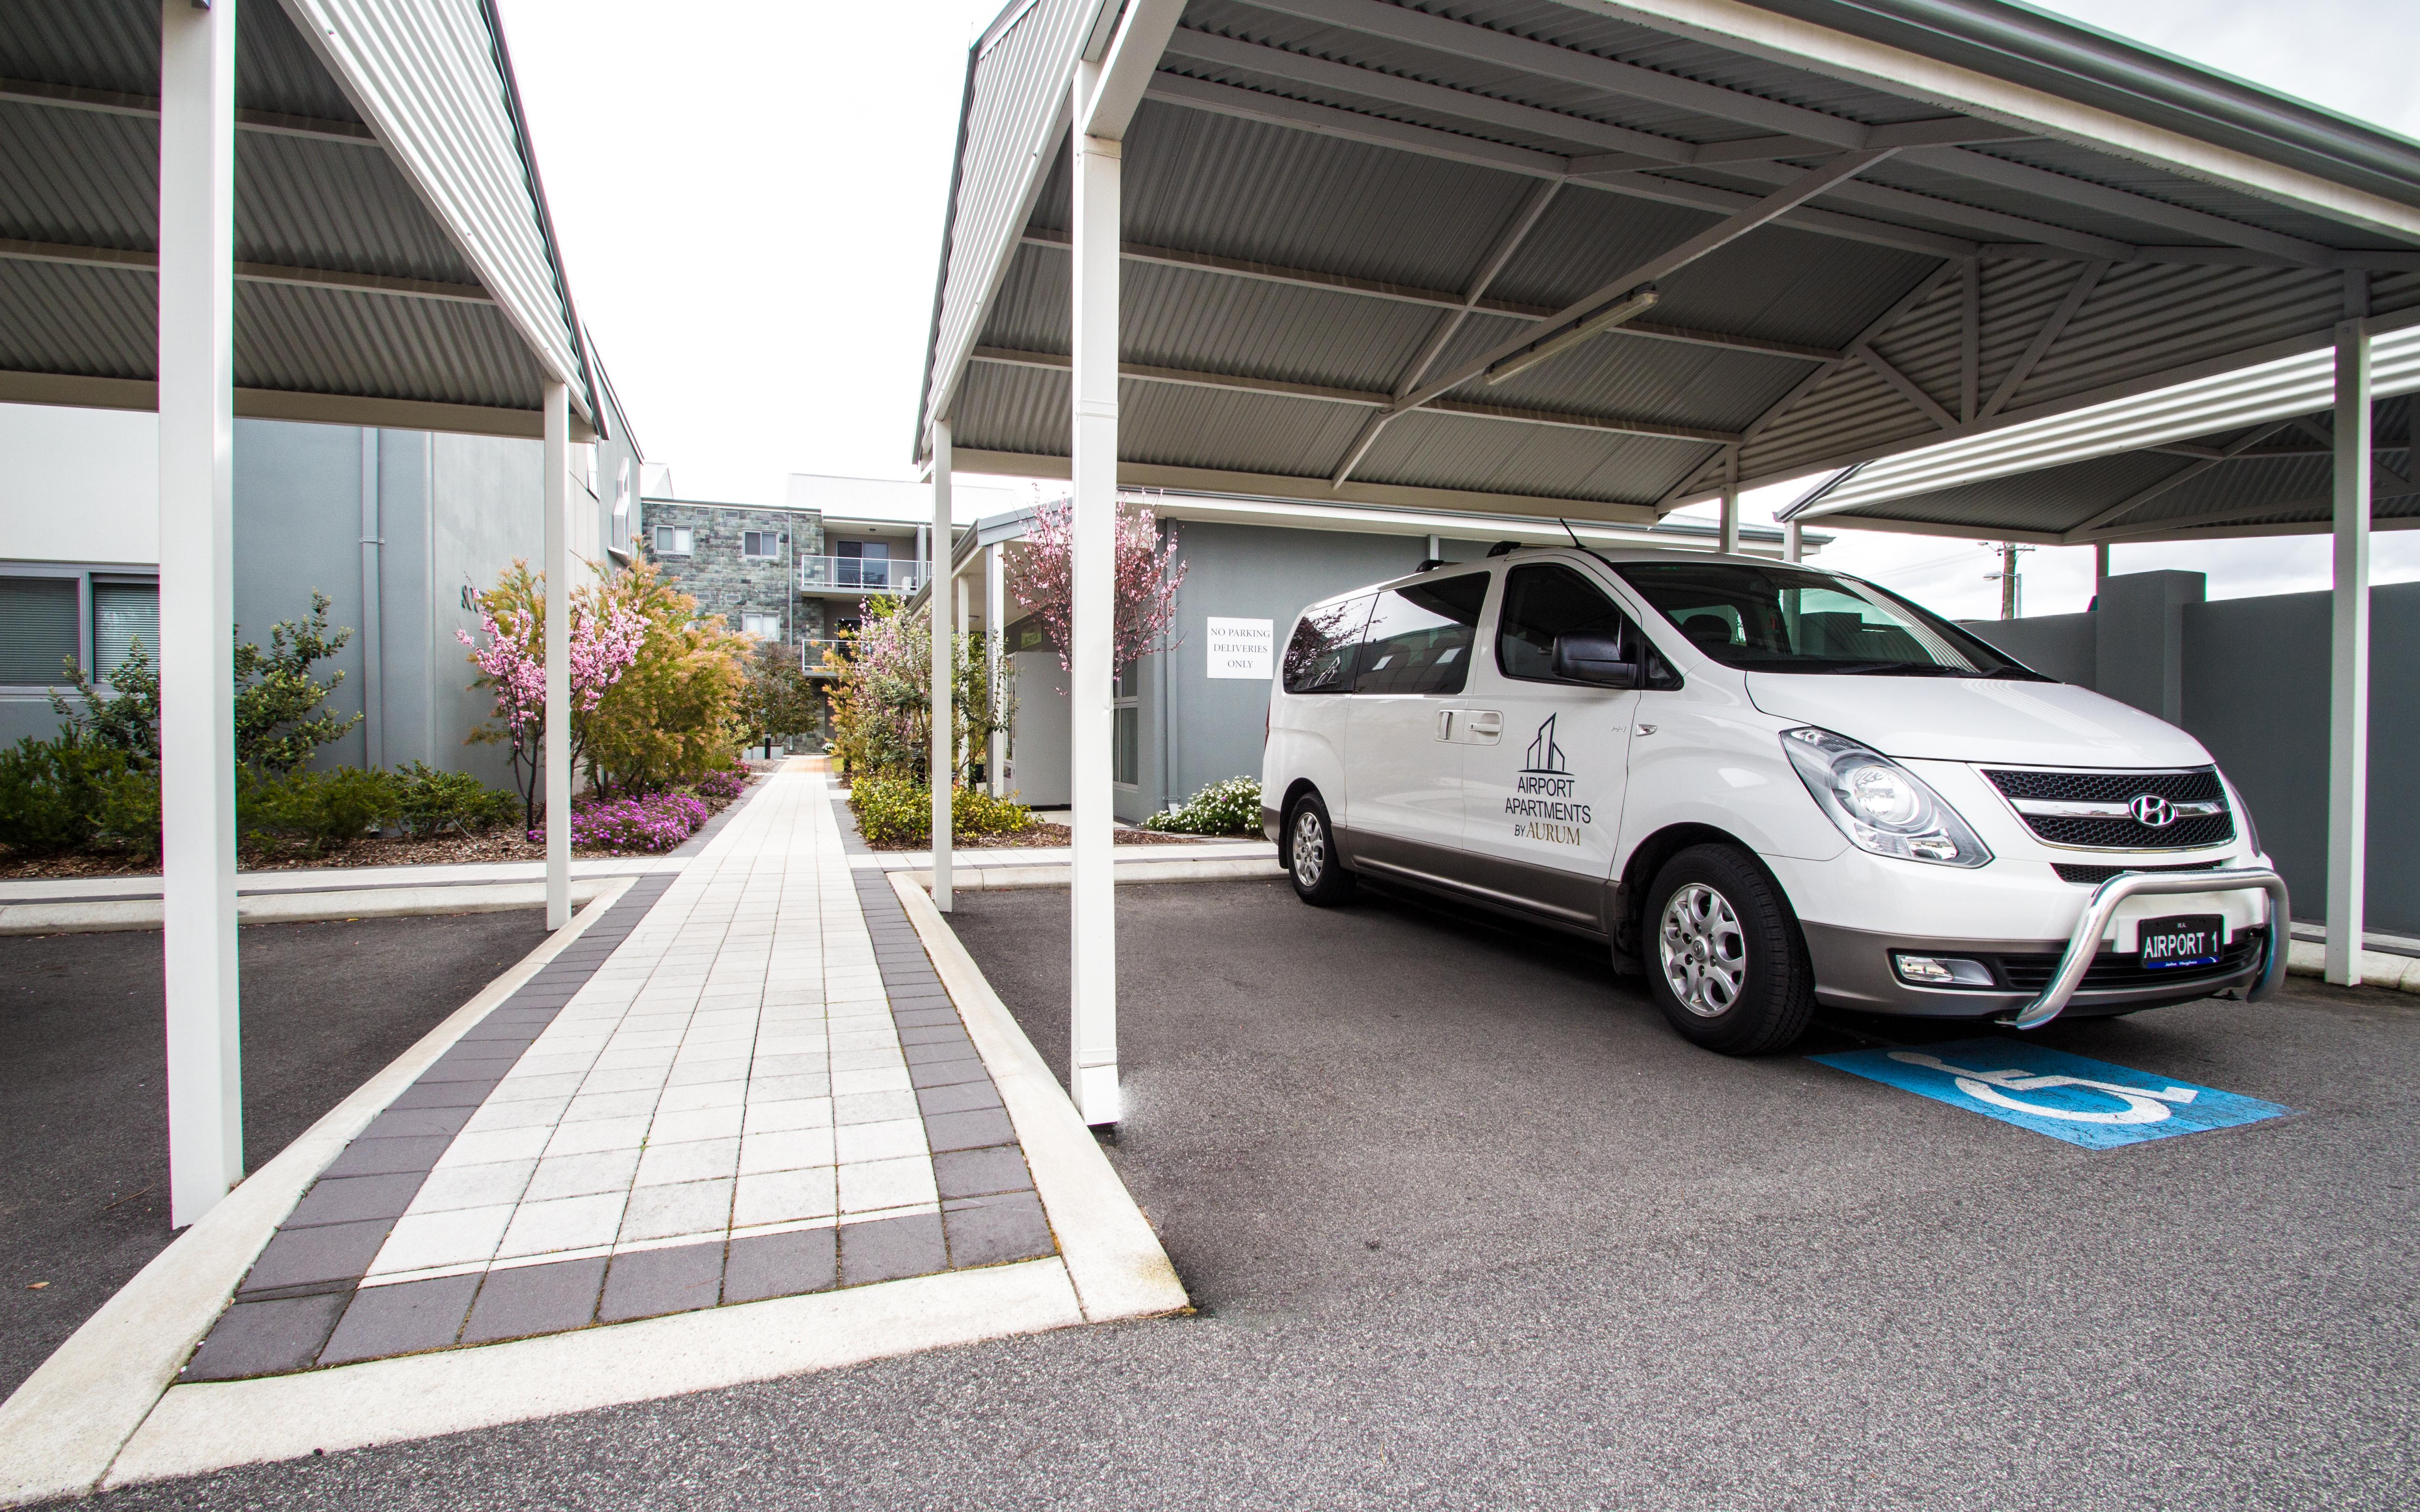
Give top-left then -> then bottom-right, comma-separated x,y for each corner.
1484,540 -> 1521,557
1414,557 -> 1447,572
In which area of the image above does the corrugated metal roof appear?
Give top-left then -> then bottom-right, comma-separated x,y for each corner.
921,0 -> 2420,517
279,0 -> 586,411
0,0 -> 610,433
919,0 -> 1098,448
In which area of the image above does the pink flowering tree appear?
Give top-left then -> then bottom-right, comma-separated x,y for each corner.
457,560 -> 647,829
1004,492 -> 1186,676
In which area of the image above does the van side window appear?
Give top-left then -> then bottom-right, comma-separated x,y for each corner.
1497,564 -> 1641,683
1281,594 -> 1374,693
1354,573 -> 1490,696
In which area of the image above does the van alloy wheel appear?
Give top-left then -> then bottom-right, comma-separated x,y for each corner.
1659,882 -> 1746,1017
1292,809 -> 1327,889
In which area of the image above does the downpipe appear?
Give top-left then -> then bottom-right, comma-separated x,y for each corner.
2004,867 -> 2290,1031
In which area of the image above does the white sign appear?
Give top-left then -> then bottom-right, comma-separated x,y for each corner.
1206,616 -> 1273,679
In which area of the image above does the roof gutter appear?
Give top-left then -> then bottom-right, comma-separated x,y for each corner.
1739,0 -> 2420,210
478,0 -> 604,437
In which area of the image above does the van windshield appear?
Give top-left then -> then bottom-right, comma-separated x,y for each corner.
1612,561 -> 2048,679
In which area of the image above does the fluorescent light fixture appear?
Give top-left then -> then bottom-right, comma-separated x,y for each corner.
1484,286 -> 1660,387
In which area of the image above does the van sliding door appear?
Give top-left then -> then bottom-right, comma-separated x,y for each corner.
1338,572 -> 1491,878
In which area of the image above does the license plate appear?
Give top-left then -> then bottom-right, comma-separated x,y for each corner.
2138,914 -> 2224,968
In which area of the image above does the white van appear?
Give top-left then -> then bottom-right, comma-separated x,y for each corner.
1260,546 -> 2287,1053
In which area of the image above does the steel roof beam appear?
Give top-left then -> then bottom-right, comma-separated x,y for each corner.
1901,145 -> 2340,267
1982,260 -> 2104,418
2061,419 -> 2297,539
0,76 -> 379,145
1707,157 -> 2140,260
1394,149 -> 1898,415
968,344 -> 1743,443
1853,341 -> 1957,430
2086,479 -> 2420,541
1147,73 -> 1991,261
1081,0 -> 1186,139
1013,230 -> 1847,361
1331,177 -> 1565,486
0,236 -> 494,304
1244,0 -> 1884,147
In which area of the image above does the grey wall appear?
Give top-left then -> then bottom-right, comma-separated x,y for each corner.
1006,646 -> 1069,808
232,418 -> 374,770
1972,573 -> 2420,936
1963,610 -> 2095,686
2181,583 -> 2420,936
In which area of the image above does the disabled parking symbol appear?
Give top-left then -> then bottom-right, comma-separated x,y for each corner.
1809,1038 -> 2292,1148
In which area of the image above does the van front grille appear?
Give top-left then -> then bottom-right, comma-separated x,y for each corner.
1991,929 -> 2264,993
1984,767 -> 2235,850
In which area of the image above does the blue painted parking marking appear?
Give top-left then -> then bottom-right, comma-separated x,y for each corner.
1809,1038 -> 2292,1148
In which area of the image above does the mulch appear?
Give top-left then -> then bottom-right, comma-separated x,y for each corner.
0,771 -> 767,881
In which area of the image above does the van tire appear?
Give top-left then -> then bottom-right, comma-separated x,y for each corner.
1643,845 -> 1814,1054
1286,793 -> 1356,906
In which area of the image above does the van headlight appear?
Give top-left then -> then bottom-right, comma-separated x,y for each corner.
1781,727 -> 1992,868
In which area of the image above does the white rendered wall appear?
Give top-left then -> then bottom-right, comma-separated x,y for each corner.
0,403 -> 162,565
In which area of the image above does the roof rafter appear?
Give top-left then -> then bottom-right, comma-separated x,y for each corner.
968,344 -> 1742,442
2061,419 -> 2296,539
0,236 -> 493,304
0,76 -> 379,145
1901,145 -> 2340,267
1013,228 -> 1846,361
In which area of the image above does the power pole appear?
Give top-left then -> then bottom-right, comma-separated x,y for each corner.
1984,542 -> 2034,619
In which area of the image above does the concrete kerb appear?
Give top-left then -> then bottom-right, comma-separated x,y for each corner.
894,855 -> 1282,892
887,871 -> 1191,1323
2285,938 -> 2420,994
0,879 -> 622,937
0,876 -> 638,1507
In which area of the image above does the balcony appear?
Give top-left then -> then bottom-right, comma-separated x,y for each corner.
798,555 -> 928,595
798,638 -> 850,676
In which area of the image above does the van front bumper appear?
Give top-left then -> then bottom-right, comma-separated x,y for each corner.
1803,868 -> 2289,1026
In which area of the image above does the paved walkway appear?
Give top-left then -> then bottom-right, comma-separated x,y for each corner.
183,766 -> 1053,1378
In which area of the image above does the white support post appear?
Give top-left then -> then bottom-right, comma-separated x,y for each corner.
931,422 -> 954,912
1782,520 -> 1801,563
1718,455 -> 1741,555
2326,319 -> 2371,985
1069,77 -> 1123,1127
543,382 -> 570,931
158,0 -> 242,1229
986,542 -> 1006,798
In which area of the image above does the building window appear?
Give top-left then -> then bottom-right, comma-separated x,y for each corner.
835,539 -> 890,588
742,530 -> 781,559
740,612 -> 782,640
0,574 -> 80,686
654,525 -> 693,556
91,579 -> 160,677
1112,661 -> 1140,787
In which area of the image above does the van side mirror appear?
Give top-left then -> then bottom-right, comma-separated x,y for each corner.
1551,631 -> 1638,688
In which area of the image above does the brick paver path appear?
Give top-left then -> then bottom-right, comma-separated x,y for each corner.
184,765 -> 1052,1378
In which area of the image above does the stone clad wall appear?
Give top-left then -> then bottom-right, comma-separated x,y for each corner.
639,502 -> 827,649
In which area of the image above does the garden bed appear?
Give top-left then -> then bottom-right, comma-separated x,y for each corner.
0,772 -> 762,880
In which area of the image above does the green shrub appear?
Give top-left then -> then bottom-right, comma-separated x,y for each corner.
848,777 -> 1033,847
391,762 -> 517,837
0,736 -> 134,856
240,767 -> 400,854
91,763 -> 162,862
1144,776 -> 1262,835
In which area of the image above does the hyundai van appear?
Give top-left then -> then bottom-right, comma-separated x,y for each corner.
1260,546 -> 2286,1053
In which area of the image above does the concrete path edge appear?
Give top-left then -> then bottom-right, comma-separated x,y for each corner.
0,877 -> 638,1507
888,871 -> 1191,1323
0,879 -> 622,937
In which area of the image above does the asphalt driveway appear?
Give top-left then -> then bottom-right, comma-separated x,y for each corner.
1,910 -> 552,1400
42,875 -> 2419,1511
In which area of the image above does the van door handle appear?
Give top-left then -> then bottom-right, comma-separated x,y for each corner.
1466,710 -> 1502,744
1437,709 -> 1456,741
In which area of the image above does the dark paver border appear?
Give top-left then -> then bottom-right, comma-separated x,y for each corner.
180,780 -> 1055,1381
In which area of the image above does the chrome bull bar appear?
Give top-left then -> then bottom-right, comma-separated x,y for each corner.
2004,867 -> 2290,1031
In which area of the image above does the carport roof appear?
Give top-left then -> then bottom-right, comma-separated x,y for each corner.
0,0 -> 605,441
917,0 -> 2420,525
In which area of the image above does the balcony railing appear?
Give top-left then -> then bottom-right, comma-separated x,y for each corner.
798,555 -> 928,595
798,638 -> 851,674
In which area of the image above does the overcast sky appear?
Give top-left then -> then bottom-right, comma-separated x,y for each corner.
500,0 -> 2420,621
